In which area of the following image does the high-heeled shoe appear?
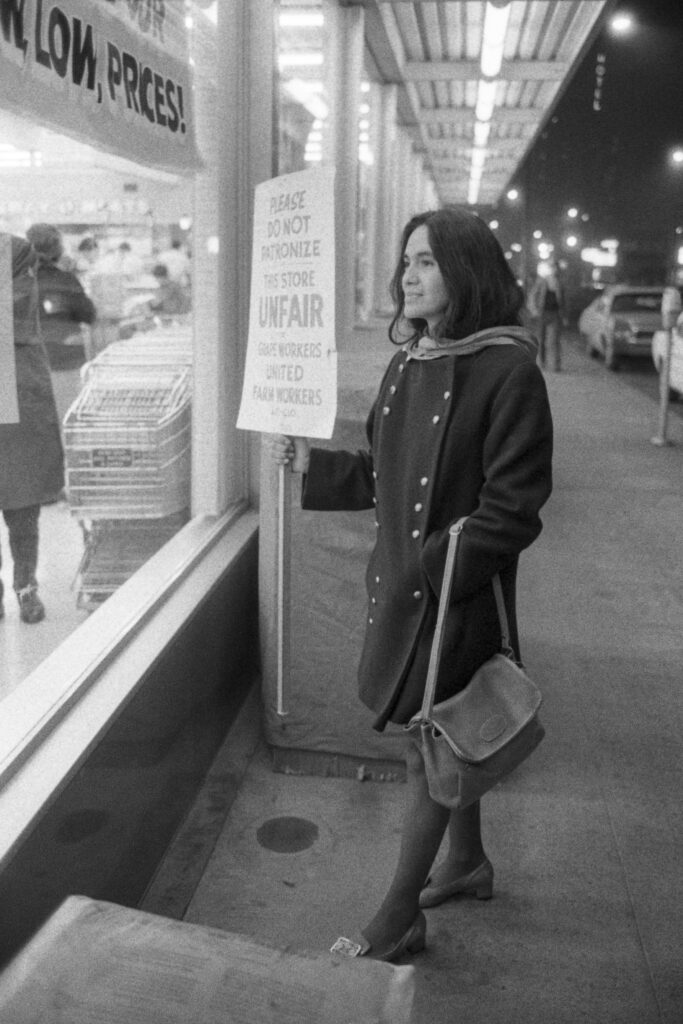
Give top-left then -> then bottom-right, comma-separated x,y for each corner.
419,857 -> 493,909
330,911 -> 427,964
361,911 -> 427,963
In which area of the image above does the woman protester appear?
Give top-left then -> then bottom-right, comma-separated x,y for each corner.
0,236 -> 64,624
269,207 -> 553,962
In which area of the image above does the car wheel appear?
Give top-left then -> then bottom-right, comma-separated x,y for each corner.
604,336 -> 620,371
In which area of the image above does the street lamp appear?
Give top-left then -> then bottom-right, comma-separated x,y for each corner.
609,12 -> 635,36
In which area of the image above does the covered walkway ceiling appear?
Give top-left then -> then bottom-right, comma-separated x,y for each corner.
363,0 -> 612,207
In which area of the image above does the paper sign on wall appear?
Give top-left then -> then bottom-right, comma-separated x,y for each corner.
237,165 -> 337,440
0,235 -> 19,425
0,0 -> 200,174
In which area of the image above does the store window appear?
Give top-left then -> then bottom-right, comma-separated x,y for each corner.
276,0 -> 327,176
275,0 -> 371,319
0,2 -> 219,702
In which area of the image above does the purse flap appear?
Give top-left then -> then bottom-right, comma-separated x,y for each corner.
429,653 -> 542,764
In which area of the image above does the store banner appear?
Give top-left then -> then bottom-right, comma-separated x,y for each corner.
0,235 -> 19,424
238,165 -> 337,440
0,0 -> 200,173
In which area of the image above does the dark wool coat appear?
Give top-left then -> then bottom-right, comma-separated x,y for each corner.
302,340 -> 553,731
0,238 -> 64,510
36,262 -> 96,369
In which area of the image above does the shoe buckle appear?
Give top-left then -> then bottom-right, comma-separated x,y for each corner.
330,936 -> 362,957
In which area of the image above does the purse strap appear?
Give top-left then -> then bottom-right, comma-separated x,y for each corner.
419,517 -> 513,720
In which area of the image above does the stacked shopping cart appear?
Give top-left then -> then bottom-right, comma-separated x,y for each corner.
63,330 -> 192,607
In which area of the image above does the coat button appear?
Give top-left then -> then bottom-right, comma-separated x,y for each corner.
372,471 -> 377,480
389,385 -> 397,394
375,576 -> 380,584
369,617 -> 374,624
413,590 -> 423,600
398,364 -> 405,373
372,497 -> 377,505
371,597 -> 377,605
414,502 -> 423,512
383,406 -> 391,416
420,477 -> 428,486
444,390 -> 451,400
432,414 -> 440,424
411,529 -> 420,539
375,521 -> 380,529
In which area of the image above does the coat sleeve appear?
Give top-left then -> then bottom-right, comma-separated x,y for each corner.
301,405 -> 377,511
421,359 -> 553,601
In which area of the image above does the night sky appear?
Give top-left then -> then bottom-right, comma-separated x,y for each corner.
517,0 -> 683,250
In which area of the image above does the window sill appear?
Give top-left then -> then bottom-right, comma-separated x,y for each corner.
0,506 -> 259,871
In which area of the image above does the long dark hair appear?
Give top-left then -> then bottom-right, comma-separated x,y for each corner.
388,206 -> 524,345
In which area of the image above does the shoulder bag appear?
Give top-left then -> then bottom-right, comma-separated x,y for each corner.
404,517 -> 545,809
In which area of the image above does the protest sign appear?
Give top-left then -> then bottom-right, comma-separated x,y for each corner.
0,235 -> 19,424
237,165 -> 337,440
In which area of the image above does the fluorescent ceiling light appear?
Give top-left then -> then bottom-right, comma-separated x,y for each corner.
279,12 -> 324,28
473,120 -> 491,147
279,52 -> 324,68
481,2 -> 511,78
475,79 -> 497,122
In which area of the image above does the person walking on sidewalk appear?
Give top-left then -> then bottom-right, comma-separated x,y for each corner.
527,258 -> 565,371
0,236 -> 64,623
269,207 -> 553,962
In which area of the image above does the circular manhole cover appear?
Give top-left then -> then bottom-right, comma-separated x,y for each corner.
256,816 -> 319,853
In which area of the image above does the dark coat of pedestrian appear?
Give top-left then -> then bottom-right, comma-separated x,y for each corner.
270,206 -> 553,964
0,235 -> 64,623
27,223 -> 97,370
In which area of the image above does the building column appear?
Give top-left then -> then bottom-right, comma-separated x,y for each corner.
372,84 -> 398,316
192,0 -> 273,513
323,1 -> 365,342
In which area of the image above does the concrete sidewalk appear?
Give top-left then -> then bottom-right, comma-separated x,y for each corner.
144,333 -> 683,1023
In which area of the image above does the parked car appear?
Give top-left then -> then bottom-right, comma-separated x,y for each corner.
652,311 -> 683,399
579,285 -> 664,370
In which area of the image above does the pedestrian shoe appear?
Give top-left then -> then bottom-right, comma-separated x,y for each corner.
17,585 -> 46,624
330,911 -> 427,963
419,857 -> 494,909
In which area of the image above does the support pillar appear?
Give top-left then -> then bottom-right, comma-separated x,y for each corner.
372,85 -> 398,316
193,0 -> 273,513
324,1 -> 365,342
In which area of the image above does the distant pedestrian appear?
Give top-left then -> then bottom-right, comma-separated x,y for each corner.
150,263 -> 190,317
269,207 -> 553,962
27,223 -> 97,370
527,259 -> 565,371
156,240 -> 190,286
0,236 -> 64,624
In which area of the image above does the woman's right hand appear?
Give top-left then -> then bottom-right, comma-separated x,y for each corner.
267,435 -> 310,473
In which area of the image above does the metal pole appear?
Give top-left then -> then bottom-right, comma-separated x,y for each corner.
276,461 -> 288,716
651,285 -> 681,446
651,326 -> 675,447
